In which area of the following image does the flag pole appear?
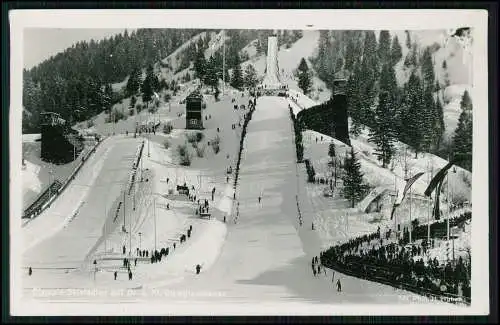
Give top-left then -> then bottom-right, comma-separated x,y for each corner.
427,162 -> 432,247
447,172 -> 450,242
154,197 -> 157,252
409,174 -> 412,244
104,198 -> 107,255
394,174 -> 397,238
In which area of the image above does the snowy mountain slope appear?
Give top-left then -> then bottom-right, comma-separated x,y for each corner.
161,32 -> 209,72
391,30 -> 472,141
204,30 -> 226,58
240,39 -> 258,59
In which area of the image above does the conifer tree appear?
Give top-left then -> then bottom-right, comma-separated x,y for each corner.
103,83 -> 113,112
342,147 -> 367,208
390,35 -> 403,66
401,70 -> 425,157
452,109 -> 472,171
126,67 -> 141,97
460,90 -> 473,111
204,55 -> 219,90
452,90 -> 473,170
298,57 -> 309,73
405,30 -> 412,49
433,96 -> 445,150
369,91 -> 396,168
404,42 -> 419,67
298,68 -> 312,95
378,30 -> 392,64
244,64 -> 258,89
358,31 -> 379,126
328,142 -> 338,186
379,63 -> 398,94
230,63 -> 244,90
194,49 -> 207,81
141,64 -> 155,106
421,47 -> 435,91
421,87 -> 437,152
346,62 -> 363,137
344,38 -> 357,71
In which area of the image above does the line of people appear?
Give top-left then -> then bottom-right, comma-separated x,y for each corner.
311,255 -> 342,292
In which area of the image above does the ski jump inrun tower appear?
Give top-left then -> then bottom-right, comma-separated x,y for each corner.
261,35 -> 285,93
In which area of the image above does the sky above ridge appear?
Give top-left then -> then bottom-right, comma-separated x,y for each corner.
23,28 -> 134,70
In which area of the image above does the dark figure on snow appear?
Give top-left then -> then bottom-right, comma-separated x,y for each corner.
196,264 -> 201,274
28,267 -> 32,276
212,187 -> 216,201
233,193 -> 236,200
134,258 -> 137,267
173,243 -> 176,249
258,196 -> 261,204
136,248 -> 140,256
123,245 -> 126,255
167,203 -> 170,210
129,271 -> 133,280
332,271 -> 335,283
226,176 -> 229,183
223,216 -> 226,223
336,279 -> 342,292
313,268 -> 317,277
114,271 -> 117,280
312,223 -> 315,230
317,264 -> 321,275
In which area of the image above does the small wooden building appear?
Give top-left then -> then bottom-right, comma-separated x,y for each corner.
185,90 -> 204,129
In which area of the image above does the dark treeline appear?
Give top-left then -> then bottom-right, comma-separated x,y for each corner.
311,30 -> 472,171
23,29 -> 300,134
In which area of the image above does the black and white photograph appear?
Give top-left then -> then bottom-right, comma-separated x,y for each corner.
9,10 -> 489,316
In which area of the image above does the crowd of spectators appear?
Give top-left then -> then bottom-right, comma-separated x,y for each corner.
320,211 -> 472,304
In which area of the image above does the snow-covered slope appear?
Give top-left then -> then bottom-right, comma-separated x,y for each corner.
391,30 -> 472,140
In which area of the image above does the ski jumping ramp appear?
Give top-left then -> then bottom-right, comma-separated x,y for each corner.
261,36 -> 282,90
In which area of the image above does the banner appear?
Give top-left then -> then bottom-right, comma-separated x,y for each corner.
432,174 -> 447,220
424,161 -> 455,197
390,172 -> 425,220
